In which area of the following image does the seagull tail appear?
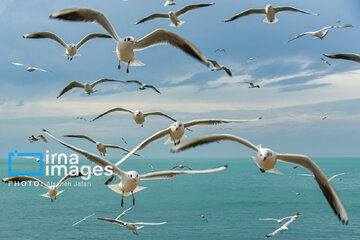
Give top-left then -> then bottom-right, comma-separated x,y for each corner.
130,58 -> 145,66
170,20 -> 185,27
266,168 -> 283,175
263,17 -> 278,24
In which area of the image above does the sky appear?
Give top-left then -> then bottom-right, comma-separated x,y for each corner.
1,0 -> 360,160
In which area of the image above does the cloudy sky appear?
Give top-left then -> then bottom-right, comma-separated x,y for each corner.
1,0 -> 360,160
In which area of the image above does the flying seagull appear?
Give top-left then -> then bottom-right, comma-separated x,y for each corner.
197,214 -> 208,223
323,53 -> 360,63
171,134 -> 348,224
322,116 -> 328,120
2,171 -> 92,202
72,213 -> 95,226
62,134 -> 137,156
12,62 -> 49,72
321,58 -> 331,66
246,82 -> 260,88
126,80 -> 161,94
97,217 -> 167,235
288,24 -> 353,42
297,172 -> 351,182
28,134 -> 47,143
171,165 -> 192,170
43,129 -> 227,207
224,4 -> 318,24
56,78 -> 127,98
266,213 -> 301,237
164,0 -> 176,7
23,32 -> 111,60
50,8 -> 209,72
91,107 -> 177,127
208,59 -> 232,77
135,3 -> 214,27
215,48 -> 226,53
259,214 -> 295,224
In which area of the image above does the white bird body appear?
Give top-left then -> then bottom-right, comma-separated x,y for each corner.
133,110 -> 145,124
264,4 -> 277,23
83,83 -> 94,94
164,0 -> 176,6
169,11 -> 184,27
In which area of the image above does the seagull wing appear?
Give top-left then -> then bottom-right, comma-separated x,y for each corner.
207,59 -> 220,68
62,134 -> 97,144
223,67 -> 232,77
135,13 -> 169,25
171,134 -> 259,153
35,135 -> 48,143
259,218 -> 278,221
282,214 -> 299,228
97,218 -> 126,226
224,8 -> 265,22
183,118 -> 261,128
32,67 -> 49,72
50,8 -> 120,42
175,3 -> 214,17
12,62 -> 28,67
76,33 -> 112,49
139,165 -> 227,180
288,32 -> 313,42
114,127 -> 171,166
103,144 -> 133,154
323,53 -> 360,63
56,170 -> 92,188
57,81 -> 85,98
116,207 -> 133,219
328,173 -> 350,182
320,24 -> 353,31
91,78 -> 127,88
273,6 -> 318,15
266,226 -> 283,237
42,129 -> 125,178
91,107 -> 134,121
276,154 -> 348,224
132,222 -> 167,225
126,80 -> 143,85
23,32 -> 67,48
143,112 -> 177,122
133,29 -> 208,66
144,85 -> 161,94
2,176 -> 50,190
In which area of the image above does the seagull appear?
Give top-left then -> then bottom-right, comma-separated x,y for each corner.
23,32 -> 111,60
135,3 -> 214,27
56,79 -> 127,98
321,58 -> 331,66
50,8 -> 208,73
322,116 -> 328,120
148,164 -> 154,172
171,165 -> 192,170
76,116 -> 88,121
121,137 -> 128,145
208,59 -> 232,77
126,80 -> 161,94
288,25 -> 353,42
224,4 -> 318,24
215,48 -> 226,53
297,172 -> 351,182
91,107 -> 177,127
72,213 -> 95,226
2,171 -> 91,202
28,134 -> 47,143
259,215 -> 294,224
43,129 -> 228,207
113,118 -> 262,167
246,82 -> 260,88
197,214 -> 208,223
62,134 -> 137,156
12,62 -> 49,72
171,134 -> 348,224
97,217 -> 167,235
323,53 -> 360,63
266,213 -> 301,237
164,0 -> 176,7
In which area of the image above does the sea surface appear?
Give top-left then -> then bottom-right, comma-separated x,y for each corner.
0,157 -> 359,239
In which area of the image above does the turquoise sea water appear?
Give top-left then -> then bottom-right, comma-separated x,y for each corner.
1,157 -> 359,239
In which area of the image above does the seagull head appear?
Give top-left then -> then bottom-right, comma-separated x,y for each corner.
265,4 -> 273,10
172,121 -> 183,132
258,148 -> 274,161
69,44 -> 76,49
123,36 -> 137,45
127,171 -> 139,182
134,110 -> 143,117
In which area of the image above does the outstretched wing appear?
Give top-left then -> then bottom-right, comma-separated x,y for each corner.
277,154 -> 348,224
144,85 -> 161,94
12,62 -> 29,68
116,207 -> 133,220
91,78 -> 127,88
171,134 -> 259,153
35,135 -> 48,143
328,173 -> 350,182
57,81 -> 84,98
91,107 -> 134,121
288,32 -> 313,42
319,24 -> 353,31
23,32 -> 68,48
323,53 -> 360,63
56,170 -> 92,188
207,59 -> 220,68
223,67 -> 232,77
183,118 -> 261,128
104,144 -> 140,156
97,217 -> 126,226
135,13 -> 169,25
132,221 -> 167,225
62,134 -> 97,144
134,29 -> 208,66
175,3 -> 214,17
76,33 -> 112,49
2,176 -> 49,190
126,80 -> 143,85
273,6 -> 318,15
50,8 -> 120,42
224,8 -> 265,22
143,112 -> 177,122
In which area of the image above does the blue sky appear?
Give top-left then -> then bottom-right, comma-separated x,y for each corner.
1,0 -> 360,160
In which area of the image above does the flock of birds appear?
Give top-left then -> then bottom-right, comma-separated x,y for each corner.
4,1 -> 356,238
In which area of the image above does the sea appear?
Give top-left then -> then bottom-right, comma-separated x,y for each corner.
0,157 -> 359,239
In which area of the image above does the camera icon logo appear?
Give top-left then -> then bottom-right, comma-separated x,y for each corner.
8,150 -> 43,176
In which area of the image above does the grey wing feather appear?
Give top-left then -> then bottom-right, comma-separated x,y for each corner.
2,176 -> 49,189
62,134 -> 97,144
143,112 -> 176,121
183,118 -> 260,128
126,80 -> 143,85
171,134 -> 259,153
91,78 -> 127,88
140,165 -> 227,180
97,218 -> 126,226
23,32 -> 68,48
91,107 -> 133,121
288,32 -> 313,42
144,85 -> 161,94
175,3 -> 214,17
50,8 -> 120,42
135,13 -> 169,24
274,6 -> 318,15
224,8 -> 265,22
277,154 -> 348,224
134,29 -> 208,66
224,67 -> 232,77
320,24 -> 353,31
76,33 -> 112,49
57,81 -> 84,98
36,135 -> 48,142
207,59 -> 220,67
323,53 -> 360,63
132,222 -> 167,225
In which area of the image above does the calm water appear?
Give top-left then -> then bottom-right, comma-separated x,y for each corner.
1,157 -> 359,239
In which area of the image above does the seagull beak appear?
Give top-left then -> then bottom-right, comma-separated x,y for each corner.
262,157 -> 267,161
132,40 -> 137,44
175,127 -> 179,131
